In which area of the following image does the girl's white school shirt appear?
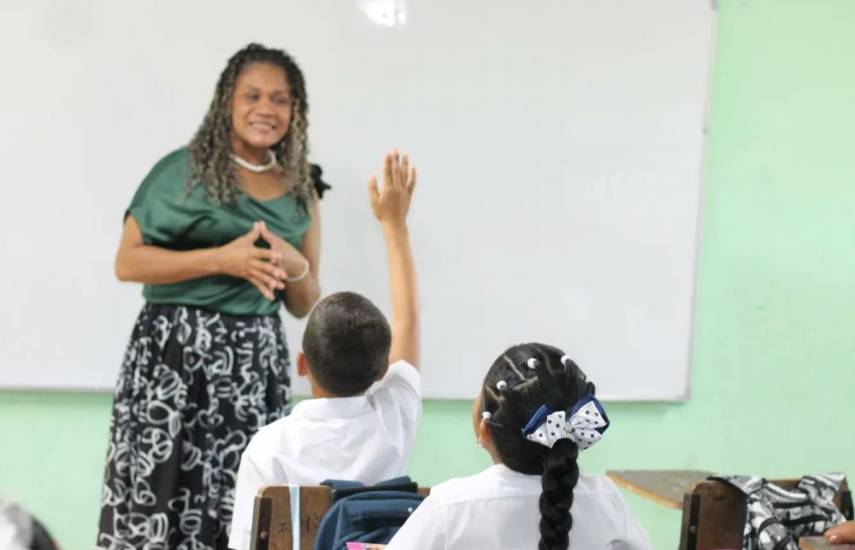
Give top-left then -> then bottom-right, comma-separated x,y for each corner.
386,464 -> 652,550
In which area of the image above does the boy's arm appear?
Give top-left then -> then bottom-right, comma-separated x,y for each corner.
369,151 -> 420,369
383,223 -> 419,368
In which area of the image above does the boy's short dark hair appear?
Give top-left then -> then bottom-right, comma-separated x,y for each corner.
302,291 -> 391,396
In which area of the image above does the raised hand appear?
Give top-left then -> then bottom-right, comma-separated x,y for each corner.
367,150 -> 420,369
368,150 -> 417,227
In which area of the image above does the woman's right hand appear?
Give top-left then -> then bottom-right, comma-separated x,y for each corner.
216,224 -> 287,300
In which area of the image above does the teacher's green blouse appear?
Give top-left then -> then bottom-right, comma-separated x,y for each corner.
126,148 -> 323,316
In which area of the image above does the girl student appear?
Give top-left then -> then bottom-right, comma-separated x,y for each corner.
386,343 -> 651,550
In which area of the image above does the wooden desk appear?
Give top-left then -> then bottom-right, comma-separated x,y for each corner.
800,537 -> 855,550
606,470 -> 714,510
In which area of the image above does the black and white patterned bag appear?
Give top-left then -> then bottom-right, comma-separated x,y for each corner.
713,473 -> 848,550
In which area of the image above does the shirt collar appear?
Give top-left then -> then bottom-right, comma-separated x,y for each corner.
289,395 -> 372,421
487,463 -> 544,483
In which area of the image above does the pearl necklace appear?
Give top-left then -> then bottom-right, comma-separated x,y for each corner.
231,150 -> 277,173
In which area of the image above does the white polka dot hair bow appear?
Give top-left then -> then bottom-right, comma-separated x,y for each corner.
521,395 -> 610,451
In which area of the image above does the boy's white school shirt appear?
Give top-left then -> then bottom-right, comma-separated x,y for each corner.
386,463 -> 652,550
228,360 -> 421,550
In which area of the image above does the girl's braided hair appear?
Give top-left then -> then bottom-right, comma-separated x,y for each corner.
481,343 -> 596,550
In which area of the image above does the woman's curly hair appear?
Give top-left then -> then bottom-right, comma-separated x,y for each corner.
188,43 -> 314,206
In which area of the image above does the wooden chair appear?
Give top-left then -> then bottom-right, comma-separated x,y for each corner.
250,483 -> 430,550
678,477 -> 853,550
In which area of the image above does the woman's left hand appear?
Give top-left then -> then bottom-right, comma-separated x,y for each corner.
253,200 -> 319,318
255,221 -> 309,280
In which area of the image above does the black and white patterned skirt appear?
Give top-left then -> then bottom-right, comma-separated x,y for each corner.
97,304 -> 292,550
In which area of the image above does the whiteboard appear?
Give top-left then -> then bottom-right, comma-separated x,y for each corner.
0,0 -> 714,400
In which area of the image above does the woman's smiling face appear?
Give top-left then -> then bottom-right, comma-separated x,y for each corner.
230,62 -> 293,154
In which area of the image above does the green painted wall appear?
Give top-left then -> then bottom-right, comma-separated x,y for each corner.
2,1 -> 854,548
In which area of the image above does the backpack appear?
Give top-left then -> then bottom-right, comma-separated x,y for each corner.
713,473 -> 849,550
312,476 -> 425,550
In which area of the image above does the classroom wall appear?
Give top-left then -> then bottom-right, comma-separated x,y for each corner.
1,1 -> 854,548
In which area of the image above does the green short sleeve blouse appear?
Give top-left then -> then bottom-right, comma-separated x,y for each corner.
126,148 -> 312,315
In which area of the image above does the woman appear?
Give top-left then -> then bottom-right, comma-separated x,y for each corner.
97,43 -> 328,550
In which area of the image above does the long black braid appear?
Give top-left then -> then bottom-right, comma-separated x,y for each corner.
481,343 -> 596,550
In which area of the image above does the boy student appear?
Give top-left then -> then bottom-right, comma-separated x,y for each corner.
228,152 -> 420,550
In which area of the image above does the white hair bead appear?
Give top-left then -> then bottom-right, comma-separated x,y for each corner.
496,380 -> 508,391
481,411 -> 492,420
527,358 -> 539,369
560,354 -> 572,367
